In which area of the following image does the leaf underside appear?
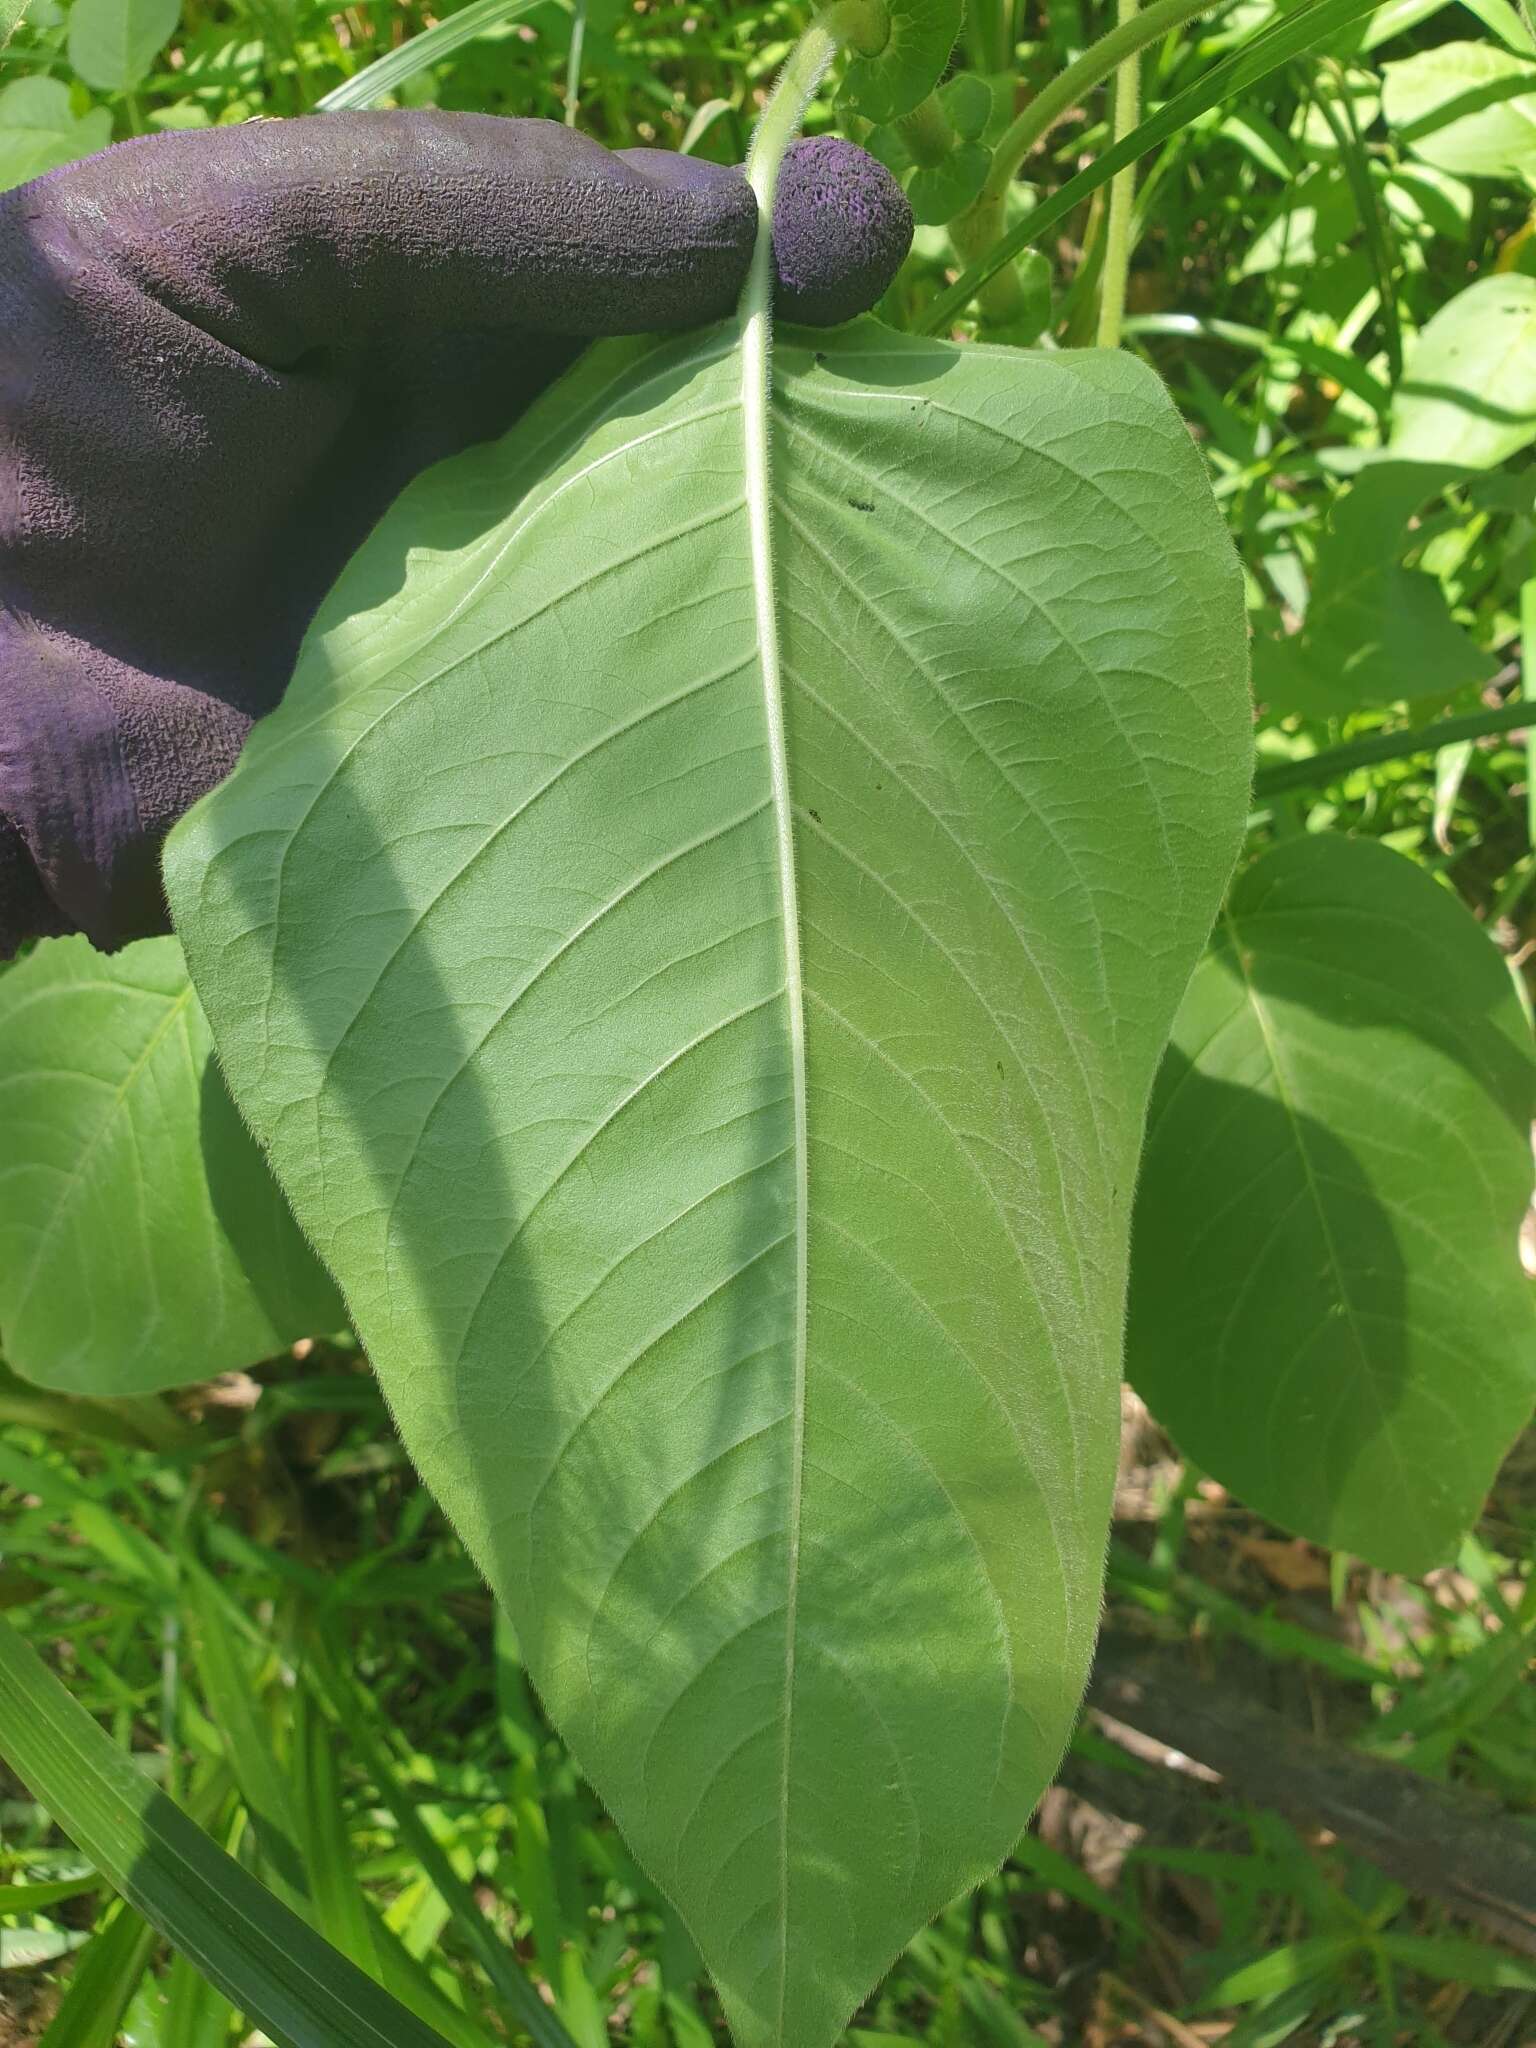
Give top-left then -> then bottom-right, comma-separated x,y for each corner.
1128,835 -> 1536,1575
167,318 -> 1251,2047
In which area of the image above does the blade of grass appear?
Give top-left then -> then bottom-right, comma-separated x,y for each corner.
1309,60 -> 1402,383
1124,313 -> 1392,416
163,1948 -> 241,2048
315,0 -> 559,112
921,0 -> 1392,330
1376,1932 -> 1536,1991
303,1634 -> 582,2048
1255,697 -> 1532,797
0,1874 -> 102,1911
0,1617 -> 458,2048
183,1573 -> 310,1914
37,1902 -> 158,2048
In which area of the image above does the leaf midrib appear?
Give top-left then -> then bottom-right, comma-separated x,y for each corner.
738,228 -> 808,2037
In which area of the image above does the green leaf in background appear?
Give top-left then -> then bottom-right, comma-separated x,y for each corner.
166,316 -> 1251,2048
1252,460 -> 1495,717
161,1952 -> 241,2048
1391,273 -> 1536,468
0,936 -> 342,1396
840,0 -> 964,121
1127,835 -> 1536,1575
35,1900 -> 155,2048
0,1617 -> 460,2048
0,76 -> 112,190
64,0 -> 178,92
1381,40 -> 1536,183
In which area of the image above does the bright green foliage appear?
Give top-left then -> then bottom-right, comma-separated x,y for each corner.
1252,462 -> 1494,717
840,0 -> 964,122
1392,274 -> 1536,468
64,0 -> 178,92
0,937 -> 341,1396
168,317 -> 1251,2047
867,74 -> 996,222
0,76 -> 111,189
1381,41 -> 1536,185
0,1617 -> 465,2048
1128,836 -> 1536,1575
939,70 -> 992,140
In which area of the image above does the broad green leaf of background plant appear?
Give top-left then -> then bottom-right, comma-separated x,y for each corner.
839,0 -> 963,121
0,936 -> 342,1396
1391,273 -> 1536,467
65,0 -> 177,92
1381,40 -> 1536,183
1252,461 -> 1494,716
1127,835 -> 1536,1575
167,316 -> 1251,2048
0,75 -> 111,190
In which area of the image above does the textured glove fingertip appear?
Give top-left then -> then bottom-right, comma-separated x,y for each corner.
771,137 -> 913,327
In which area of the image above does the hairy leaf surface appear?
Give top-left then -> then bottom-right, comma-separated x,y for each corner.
1128,836 -> 1536,1574
167,318 -> 1250,2047
0,936 -> 341,1396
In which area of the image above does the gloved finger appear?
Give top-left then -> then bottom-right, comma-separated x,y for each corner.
0,614 -> 249,959
618,137 -> 912,326
11,113 -> 903,378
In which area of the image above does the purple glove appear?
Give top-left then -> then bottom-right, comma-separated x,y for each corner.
0,116 -> 911,955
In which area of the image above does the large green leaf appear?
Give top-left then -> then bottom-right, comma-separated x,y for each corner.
1391,274 -> 1536,468
840,0 -> 964,122
1128,835 -> 1536,1575
0,936 -> 342,1395
65,0 -> 178,91
166,316 -> 1251,2048
1381,40 -> 1536,184
0,76 -> 112,191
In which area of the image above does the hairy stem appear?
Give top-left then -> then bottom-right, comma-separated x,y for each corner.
1096,0 -> 1141,347
739,26 -> 844,2019
948,191 -> 1032,326
977,0 -> 1211,209
898,90 -> 959,166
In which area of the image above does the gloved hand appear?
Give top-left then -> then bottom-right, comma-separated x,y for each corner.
0,113 -> 911,955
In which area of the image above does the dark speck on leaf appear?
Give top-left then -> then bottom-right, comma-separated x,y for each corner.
809,807 -> 822,823
848,496 -> 875,512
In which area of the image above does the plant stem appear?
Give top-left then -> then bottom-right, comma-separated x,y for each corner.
564,0 -> 586,125
943,0 -> 1211,329
1254,698 -> 1533,799
1522,574 -> 1536,852
1096,0 -> 1141,348
897,90 -> 958,167
976,0 -> 1213,214
922,0 -> 1416,331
